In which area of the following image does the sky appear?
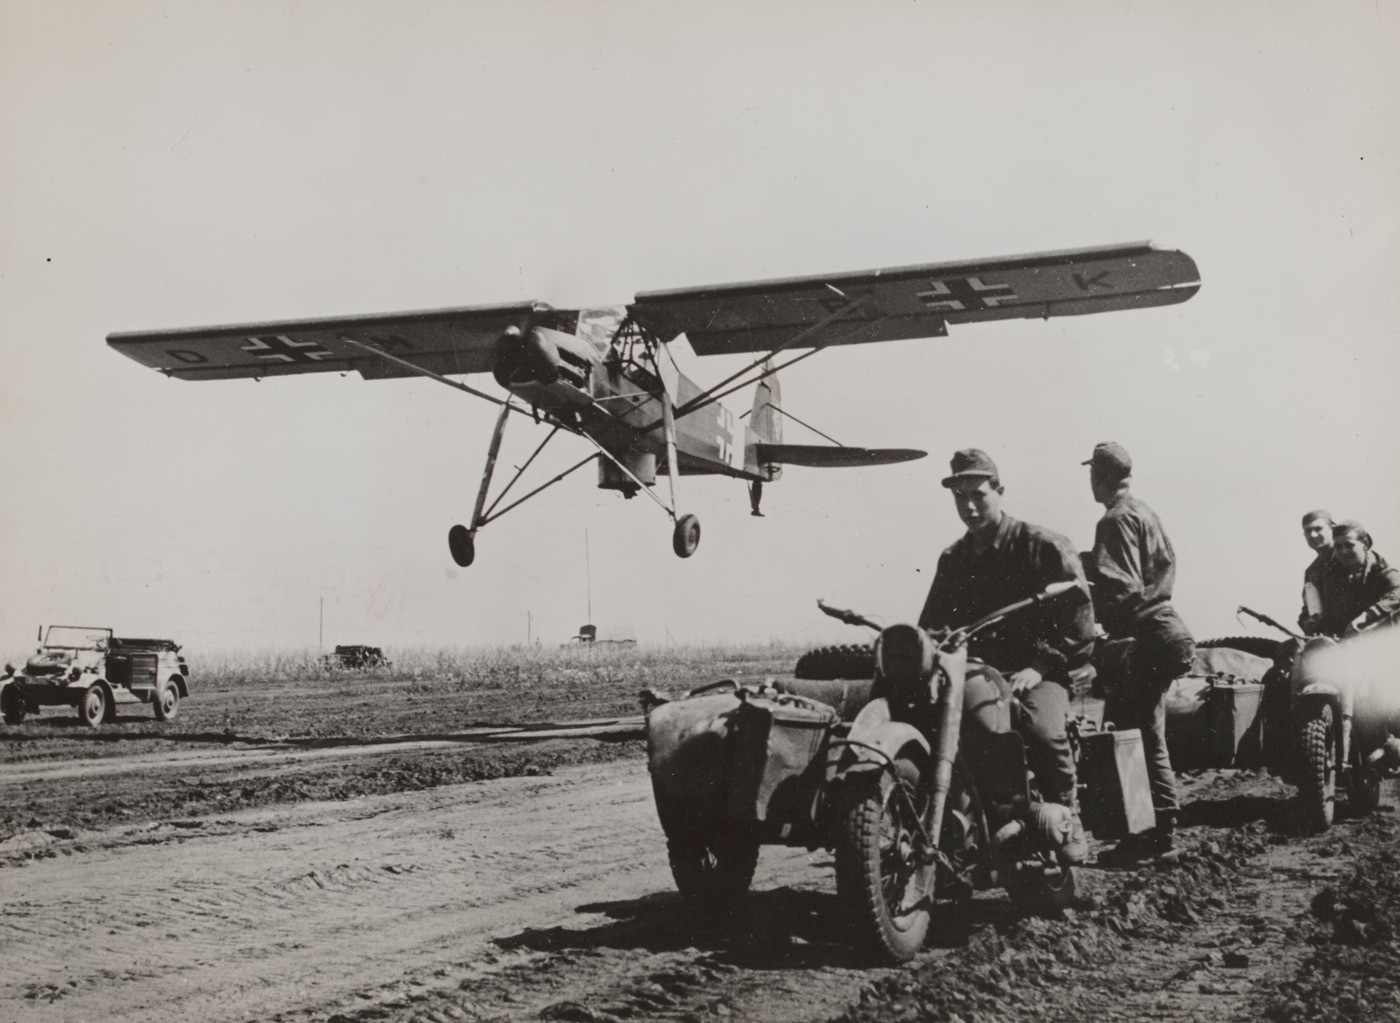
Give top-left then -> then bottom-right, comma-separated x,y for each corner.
2,1 -> 1398,656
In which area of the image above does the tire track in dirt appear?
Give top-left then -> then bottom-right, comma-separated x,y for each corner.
0,759 -> 838,1023
2,762 -> 644,1021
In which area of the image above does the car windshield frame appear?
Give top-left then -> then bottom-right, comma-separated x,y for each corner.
42,626 -> 113,650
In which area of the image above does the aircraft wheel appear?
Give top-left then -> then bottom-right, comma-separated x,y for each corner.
672,514 -> 701,558
448,525 -> 476,567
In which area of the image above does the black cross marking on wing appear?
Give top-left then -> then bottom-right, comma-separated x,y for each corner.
241,335 -> 336,363
916,277 -> 1017,312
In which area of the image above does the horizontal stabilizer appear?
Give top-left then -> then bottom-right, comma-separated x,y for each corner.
756,444 -> 927,468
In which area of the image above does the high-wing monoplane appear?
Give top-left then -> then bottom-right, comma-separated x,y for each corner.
108,242 -> 1199,565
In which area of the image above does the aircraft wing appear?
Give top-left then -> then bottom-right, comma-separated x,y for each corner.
107,302 -> 564,380
627,242 -> 1199,357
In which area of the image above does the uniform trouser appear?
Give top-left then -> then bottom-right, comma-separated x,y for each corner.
962,663 -> 1076,808
1103,615 -> 1194,815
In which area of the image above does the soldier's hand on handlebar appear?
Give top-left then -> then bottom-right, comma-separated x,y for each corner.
1008,667 -> 1043,697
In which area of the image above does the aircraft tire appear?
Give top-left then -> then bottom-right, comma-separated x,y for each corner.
448,525 -> 476,567
794,644 -> 875,681
672,514 -> 701,558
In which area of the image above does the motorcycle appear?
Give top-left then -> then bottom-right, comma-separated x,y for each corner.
1236,605 -> 1400,832
644,581 -> 1086,963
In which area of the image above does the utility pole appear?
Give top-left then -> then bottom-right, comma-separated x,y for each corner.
319,597 -> 324,653
585,530 -> 592,624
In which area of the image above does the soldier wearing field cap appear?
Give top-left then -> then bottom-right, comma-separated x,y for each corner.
919,448 -> 1094,865
1084,441 -> 1194,863
1299,509 -> 1335,634
1312,520 -> 1400,638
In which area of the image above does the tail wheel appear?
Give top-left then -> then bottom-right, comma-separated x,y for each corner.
154,682 -> 180,722
836,767 -> 934,963
666,825 -> 759,906
1,686 -> 27,725
672,514 -> 701,558
79,684 -> 109,729
1297,703 -> 1336,832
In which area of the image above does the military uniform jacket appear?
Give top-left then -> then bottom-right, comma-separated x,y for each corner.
918,514 -> 1093,685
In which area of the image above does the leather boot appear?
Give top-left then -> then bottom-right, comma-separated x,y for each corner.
1149,809 -> 1179,861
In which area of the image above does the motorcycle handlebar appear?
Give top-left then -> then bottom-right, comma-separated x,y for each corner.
817,581 -> 1084,645
816,599 -> 882,632
945,581 -> 1087,648
1236,605 -> 1303,641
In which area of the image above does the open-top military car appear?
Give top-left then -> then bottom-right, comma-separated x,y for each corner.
1,625 -> 190,727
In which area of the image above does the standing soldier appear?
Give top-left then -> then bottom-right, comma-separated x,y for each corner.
1084,442 -> 1194,863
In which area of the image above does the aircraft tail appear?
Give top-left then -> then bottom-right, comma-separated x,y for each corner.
750,365 -> 782,445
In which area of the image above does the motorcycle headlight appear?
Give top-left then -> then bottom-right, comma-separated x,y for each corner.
876,624 -> 937,711
71,666 -> 82,682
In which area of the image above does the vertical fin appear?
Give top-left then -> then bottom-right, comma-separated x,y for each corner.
750,363 -> 782,482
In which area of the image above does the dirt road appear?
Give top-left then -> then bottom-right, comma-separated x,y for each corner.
5,655 -> 1399,1022
6,741 -> 1398,1023
3,755 -> 893,1023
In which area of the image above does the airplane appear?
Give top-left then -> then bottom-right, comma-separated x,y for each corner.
108,241 -> 1199,566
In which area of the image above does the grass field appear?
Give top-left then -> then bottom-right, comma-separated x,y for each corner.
1,641 -> 811,751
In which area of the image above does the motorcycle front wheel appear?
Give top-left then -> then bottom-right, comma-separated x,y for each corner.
1297,702 -> 1336,833
835,766 -> 934,963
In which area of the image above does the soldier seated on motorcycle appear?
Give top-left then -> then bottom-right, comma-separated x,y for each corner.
1305,520 -> 1400,639
918,449 -> 1094,866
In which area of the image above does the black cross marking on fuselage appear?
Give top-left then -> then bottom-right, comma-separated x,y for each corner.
916,277 -> 1017,312
717,412 -> 735,463
241,335 -> 335,363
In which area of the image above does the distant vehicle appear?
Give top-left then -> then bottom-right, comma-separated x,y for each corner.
108,243 -> 1199,566
567,624 -> 637,646
1,626 -> 190,727
323,645 -> 391,670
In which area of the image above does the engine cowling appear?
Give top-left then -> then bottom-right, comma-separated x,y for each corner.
492,326 -> 562,389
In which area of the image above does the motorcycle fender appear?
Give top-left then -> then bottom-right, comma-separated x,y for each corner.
1295,683 -> 1342,702
839,698 -> 930,776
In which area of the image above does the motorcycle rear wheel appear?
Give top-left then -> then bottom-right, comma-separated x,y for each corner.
1297,703 -> 1336,833
836,767 -> 934,963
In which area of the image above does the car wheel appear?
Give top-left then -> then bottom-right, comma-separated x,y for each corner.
154,681 -> 180,722
1,685 -> 27,725
79,684 -> 109,729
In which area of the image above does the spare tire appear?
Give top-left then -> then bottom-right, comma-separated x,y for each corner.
794,643 -> 875,681
1197,636 -> 1287,661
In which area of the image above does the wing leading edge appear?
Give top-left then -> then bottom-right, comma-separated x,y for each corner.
628,242 -> 1199,357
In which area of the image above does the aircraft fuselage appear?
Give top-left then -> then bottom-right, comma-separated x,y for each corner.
493,325 -> 773,495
